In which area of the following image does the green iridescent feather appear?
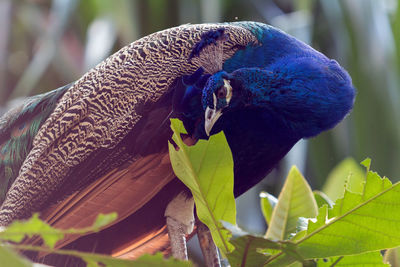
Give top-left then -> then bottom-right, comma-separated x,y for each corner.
0,84 -> 70,204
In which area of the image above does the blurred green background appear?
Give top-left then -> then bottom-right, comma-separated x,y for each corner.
0,0 -> 399,253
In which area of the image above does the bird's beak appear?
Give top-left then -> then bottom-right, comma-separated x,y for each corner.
205,107 -> 223,136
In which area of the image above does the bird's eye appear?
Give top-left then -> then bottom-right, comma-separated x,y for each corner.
217,86 -> 227,99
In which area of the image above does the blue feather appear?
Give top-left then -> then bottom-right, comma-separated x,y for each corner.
223,22 -> 324,71
178,22 -> 355,195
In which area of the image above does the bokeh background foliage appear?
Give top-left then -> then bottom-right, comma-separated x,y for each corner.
0,0 -> 399,238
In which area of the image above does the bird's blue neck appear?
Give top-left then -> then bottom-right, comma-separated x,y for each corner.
228,55 -> 355,139
228,68 -> 278,109
172,74 -> 298,196
212,108 -> 299,196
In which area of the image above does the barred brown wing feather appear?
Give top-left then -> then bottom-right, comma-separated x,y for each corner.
0,23 -> 257,225
0,24 -> 258,265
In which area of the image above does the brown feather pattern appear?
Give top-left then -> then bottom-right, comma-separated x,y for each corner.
0,23 -> 257,225
0,23 -> 261,264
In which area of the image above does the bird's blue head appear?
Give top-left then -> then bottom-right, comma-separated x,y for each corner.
201,56 -> 355,138
201,71 -> 234,135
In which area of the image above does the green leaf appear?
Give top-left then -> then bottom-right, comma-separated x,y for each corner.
82,252 -> 192,267
227,235 -> 277,267
92,213 -> 118,230
222,223 -> 286,267
322,158 -> 365,202
313,191 -> 333,208
0,213 -> 64,248
9,244 -> 191,267
360,158 -> 371,171
266,167 -> 400,266
306,205 -> 328,233
260,191 -> 278,226
287,262 -> 302,267
168,118 -> 236,254
316,251 -> 389,267
0,212 -> 117,248
0,246 -> 32,267
265,166 -> 318,240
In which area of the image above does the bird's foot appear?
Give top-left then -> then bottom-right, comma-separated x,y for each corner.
165,193 -> 195,260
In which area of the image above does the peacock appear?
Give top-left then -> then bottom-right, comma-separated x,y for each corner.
0,21 -> 355,266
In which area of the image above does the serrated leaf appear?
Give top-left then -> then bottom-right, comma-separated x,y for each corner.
168,118 -> 236,254
316,251 -> 389,266
82,252 -> 192,267
0,212 -> 117,248
0,246 -> 32,267
290,230 -> 307,242
92,213 -> 118,230
360,158 -> 371,171
266,167 -> 400,266
313,191 -> 333,208
84,258 -> 102,267
227,234 -> 280,267
287,262 -> 303,267
0,213 -> 63,248
322,158 -> 365,202
306,205 -> 328,233
260,191 -> 278,226
9,244 -> 191,267
265,166 -> 318,240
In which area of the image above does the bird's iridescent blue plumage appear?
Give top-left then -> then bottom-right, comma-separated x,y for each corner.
175,22 -> 355,195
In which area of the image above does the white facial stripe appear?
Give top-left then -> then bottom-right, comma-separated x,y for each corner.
223,79 -> 232,105
204,107 -> 223,136
213,93 -> 217,109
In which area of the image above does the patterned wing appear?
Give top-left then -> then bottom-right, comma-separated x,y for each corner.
0,23 -> 258,225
